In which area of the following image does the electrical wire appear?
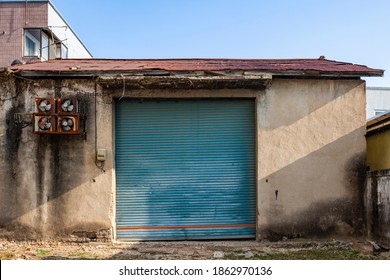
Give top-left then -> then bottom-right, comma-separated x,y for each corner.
119,74 -> 126,101
94,77 -> 105,172
20,122 -> 32,129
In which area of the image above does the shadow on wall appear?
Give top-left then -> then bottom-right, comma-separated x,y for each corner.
0,79 -> 112,241
258,127 -> 367,241
256,79 -> 366,241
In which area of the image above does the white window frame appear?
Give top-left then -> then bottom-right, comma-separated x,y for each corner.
24,30 -> 40,57
24,28 -> 67,60
41,32 -> 49,60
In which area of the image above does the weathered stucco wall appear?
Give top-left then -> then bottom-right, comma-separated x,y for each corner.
366,170 -> 390,243
257,79 -> 366,240
0,73 -> 17,228
0,77 -> 113,240
0,74 -> 367,241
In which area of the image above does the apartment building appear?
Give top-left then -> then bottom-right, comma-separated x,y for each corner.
0,0 -> 91,66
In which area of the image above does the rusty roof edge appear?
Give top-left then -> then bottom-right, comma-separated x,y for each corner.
11,70 -> 382,79
7,58 -> 384,77
11,69 -> 274,78
3,57 -> 379,63
97,72 -> 273,79
269,70 -> 382,77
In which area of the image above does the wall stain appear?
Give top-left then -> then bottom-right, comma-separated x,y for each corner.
1,78 -> 102,240
260,153 -> 368,242
344,152 -> 367,236
259,198 -> 357,242
2,79 -> 25,227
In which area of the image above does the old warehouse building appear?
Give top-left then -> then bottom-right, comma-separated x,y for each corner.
0,58 -> 384,241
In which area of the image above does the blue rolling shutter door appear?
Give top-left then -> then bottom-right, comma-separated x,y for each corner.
115,99 -> 256,240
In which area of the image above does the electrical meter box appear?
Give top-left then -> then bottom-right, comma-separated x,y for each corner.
97,149 -> 107,161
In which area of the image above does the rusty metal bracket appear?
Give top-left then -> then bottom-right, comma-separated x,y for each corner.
14,113 -> 33,128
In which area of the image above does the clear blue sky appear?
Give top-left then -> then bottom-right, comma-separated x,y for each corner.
51,0 -> 389,86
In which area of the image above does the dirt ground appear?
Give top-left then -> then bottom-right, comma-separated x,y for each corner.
1,238 -> 389,260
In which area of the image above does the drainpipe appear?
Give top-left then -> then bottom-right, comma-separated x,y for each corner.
25,0 -> 28,26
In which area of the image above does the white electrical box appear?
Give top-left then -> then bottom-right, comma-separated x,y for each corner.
97,149 -> 107,161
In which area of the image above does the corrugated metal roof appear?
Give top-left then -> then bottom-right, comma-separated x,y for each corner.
8,58 -> 384,77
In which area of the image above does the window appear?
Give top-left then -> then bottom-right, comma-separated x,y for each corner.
61,44 -> 68,59
41,32 -> 49,60
24,29 -> 40,57
24,28 -> 68,60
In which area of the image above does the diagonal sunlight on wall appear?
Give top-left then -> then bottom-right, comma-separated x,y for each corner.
258,79 -> 365,180
257,79 -> 367,236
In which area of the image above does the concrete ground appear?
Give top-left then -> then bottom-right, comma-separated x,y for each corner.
1,238 -> 389,260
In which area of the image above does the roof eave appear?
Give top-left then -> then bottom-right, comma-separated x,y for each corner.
12,69 -> 383,79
